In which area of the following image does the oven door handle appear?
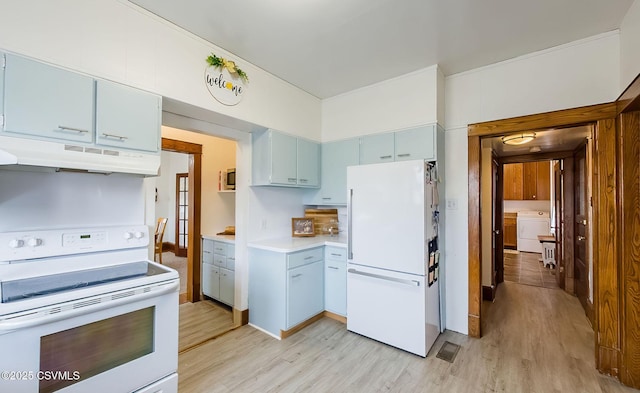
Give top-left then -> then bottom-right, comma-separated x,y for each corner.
0,280 -> 178,334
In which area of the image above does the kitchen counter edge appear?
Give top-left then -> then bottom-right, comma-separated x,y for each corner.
202,234 -> 235,244
248,235 -> 347,253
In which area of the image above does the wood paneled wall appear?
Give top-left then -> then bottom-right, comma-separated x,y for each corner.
592,118 -> 620,377
619,111 -> 640,387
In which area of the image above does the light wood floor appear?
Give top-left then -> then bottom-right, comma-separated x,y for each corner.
178,300 -> 235,353
177,281 -> 637,393
504,250 -> 559,289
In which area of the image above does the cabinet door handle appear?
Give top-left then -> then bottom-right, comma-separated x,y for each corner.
304,256 -> 314,260
330,253 -> 342,257
291,273 -> 303,278
577,235 -> 586,241
101,133 -> 128,141
299,178 -> 308,183
397,153 -> 410,157
287,177 -> 297,183
322,197 -> 332,200
58,126 -> 89,134
328,266 -> 339,270
380,155 -> 392,159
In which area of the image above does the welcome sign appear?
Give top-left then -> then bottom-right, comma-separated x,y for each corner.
205,53 -> 248,106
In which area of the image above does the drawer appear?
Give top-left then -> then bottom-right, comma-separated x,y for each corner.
325,246 -> 347,262
226,256 -> 236,271
287,247 -> 323,269
214,254 -> 227,268
227,244 -> 235,258
202,239 -> 214,254
213,241 -> 227,256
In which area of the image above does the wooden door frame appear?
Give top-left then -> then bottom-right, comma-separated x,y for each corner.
467,102 -> 619,372
162,138 -> 202,303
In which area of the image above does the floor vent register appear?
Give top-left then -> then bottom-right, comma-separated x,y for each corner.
436,341 -> 461,363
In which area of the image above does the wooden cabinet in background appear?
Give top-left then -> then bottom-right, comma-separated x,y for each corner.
503,213 -> 517,249
523,161 -> 550,200
503,163 -> 523,200
503,161 -> 550,200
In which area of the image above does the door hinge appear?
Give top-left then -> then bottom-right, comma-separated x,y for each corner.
1,54 -> 5,69
0,115 -> 4,127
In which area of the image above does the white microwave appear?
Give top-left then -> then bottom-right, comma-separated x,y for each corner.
225,168 -> 236,190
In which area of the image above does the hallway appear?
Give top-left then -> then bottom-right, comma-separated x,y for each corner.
503,250 -> 559,289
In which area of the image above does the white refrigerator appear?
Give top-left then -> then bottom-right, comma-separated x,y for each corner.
346,159 -> 441,357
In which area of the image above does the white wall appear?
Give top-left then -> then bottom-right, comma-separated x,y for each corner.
444,32 -> 621,334
321,65 -> 441,141
0,170 -> 143,232
0,0 -> 321,141
621,0 -> 640,90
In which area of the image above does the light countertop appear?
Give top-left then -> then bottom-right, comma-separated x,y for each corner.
202,234 -> 235,244
248,234 -> 347,253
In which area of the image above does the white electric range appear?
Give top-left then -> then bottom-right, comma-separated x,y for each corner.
0,225 -> 179,393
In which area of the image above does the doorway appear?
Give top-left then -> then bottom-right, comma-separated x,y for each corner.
175,172 -> 189,258
467,101 -> 625,379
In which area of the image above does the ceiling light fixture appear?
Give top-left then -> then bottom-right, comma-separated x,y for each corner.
502,132 -> 536,146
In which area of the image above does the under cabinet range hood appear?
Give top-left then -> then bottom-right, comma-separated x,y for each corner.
0,135 -> 160,176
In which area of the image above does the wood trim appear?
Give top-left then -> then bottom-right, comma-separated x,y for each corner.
468,102 -> 617,137
498,150 -> 574,164
617,73 -> 640,114
468,135 -> 482,338
233,308 -> 249,327
618,111 -> 640,388
161,138 -> 203,303
174,173 -> 188,258
482,285 -> 496,301
323,311 -> 347,324
161,242 -> 173,252
592,118 -> 620,377
280,313 -> 324,339
162,138 -> 203,154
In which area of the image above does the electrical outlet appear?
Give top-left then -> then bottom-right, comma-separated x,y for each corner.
446,199 -> 458,210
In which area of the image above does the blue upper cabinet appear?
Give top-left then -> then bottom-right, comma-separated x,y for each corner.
306,138 -> 359,205
252,129 -> 320,188
359,133 -> 394,165
3,53 -> 94,143
95,80 -> 161,152
394,124 -> 435,161
296,138 -> 320,187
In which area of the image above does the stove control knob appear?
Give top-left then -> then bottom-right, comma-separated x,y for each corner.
134,231 -> 144,239
9,239 -> 24,249
123,232 -> 133,240
27,238 -> 42,247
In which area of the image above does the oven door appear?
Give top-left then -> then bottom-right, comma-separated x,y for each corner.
0,280 -> 178,393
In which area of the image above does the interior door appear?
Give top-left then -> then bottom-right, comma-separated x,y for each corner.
574,145 -> 589,315
493,158 -> 504,285
175,173 -> 188,258
553,161 -> 565,289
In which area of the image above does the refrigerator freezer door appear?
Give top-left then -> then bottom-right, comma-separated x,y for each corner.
347,264 -> 427,357
347,160 -> 427,275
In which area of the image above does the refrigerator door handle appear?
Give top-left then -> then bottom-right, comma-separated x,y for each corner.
348,188 -> 353,260
348,268 -> 420,287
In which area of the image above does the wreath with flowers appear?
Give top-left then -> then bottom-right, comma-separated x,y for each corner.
206,53 -> 249,83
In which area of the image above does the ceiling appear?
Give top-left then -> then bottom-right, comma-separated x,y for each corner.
486,125 -> 592,158
129,0 -> 633,99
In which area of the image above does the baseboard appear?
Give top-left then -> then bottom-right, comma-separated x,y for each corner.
280,312 -> 324,339
233,308 -> 249,327
323,311 -> 347,324
482,285 -> 496,301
